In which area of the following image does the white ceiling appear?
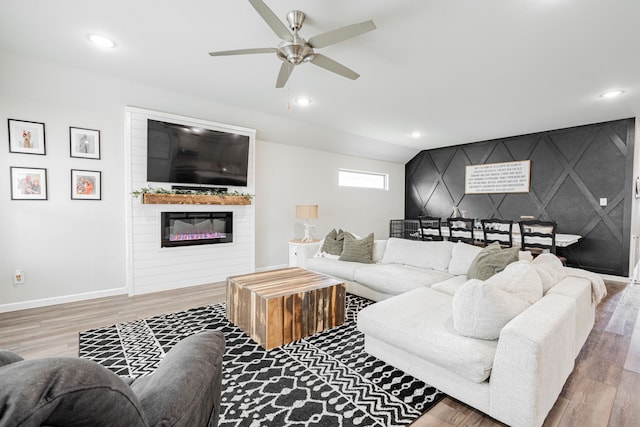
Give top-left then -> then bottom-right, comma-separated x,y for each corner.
1,0 -> 639,163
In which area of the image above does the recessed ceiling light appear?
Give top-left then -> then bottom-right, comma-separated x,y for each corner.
599,90 -> 625,99
411,131 -> 424,138
87,33 -> 116,48
294,97 -> 312,106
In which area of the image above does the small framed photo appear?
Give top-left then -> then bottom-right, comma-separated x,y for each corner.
70,127 -> 100,159
8,119 -> 46,155
71,169 -> 101,200
10,167 -> 48,200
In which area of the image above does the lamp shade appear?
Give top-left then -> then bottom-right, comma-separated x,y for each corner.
296,205 -> 318,220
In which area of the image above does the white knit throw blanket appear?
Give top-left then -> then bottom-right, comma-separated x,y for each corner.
564,267 -> 608,304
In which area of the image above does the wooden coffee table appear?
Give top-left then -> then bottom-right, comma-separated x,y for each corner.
226,268 -> 346,350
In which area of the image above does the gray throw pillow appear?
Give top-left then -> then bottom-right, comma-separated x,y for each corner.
339,232 -> 374,263
321,229 -> 345,255
467,242 -> 519,280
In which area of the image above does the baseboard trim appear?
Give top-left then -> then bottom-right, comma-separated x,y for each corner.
0,287 -> 127,313
600,273 -> 632,284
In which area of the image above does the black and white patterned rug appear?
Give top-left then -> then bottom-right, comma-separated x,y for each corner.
79,294 -> 444,426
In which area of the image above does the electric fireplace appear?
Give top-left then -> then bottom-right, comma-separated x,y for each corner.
161,211 -> 232,247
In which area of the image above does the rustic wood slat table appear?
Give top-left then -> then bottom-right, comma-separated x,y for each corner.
226,268 -> 346,350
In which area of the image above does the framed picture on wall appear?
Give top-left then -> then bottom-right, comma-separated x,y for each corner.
8,119 -> 46,155
10,167 -> 48,200
70,127 -> 101,159
71,169 -> 101,200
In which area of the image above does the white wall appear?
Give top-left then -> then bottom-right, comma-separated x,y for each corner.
255,140 -> 405,269
0,51 -> 406,311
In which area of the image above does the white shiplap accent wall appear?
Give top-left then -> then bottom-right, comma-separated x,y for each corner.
125,107 -> 255,295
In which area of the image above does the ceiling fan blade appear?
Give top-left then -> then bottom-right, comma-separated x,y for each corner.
275,62 -> 295,88
307,20 -> 376,49
310,54 -> 360,80
248,0 -> 293,41
209,47 -> 277,56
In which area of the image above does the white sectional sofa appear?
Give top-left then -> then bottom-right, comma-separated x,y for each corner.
298,237 -> 606,427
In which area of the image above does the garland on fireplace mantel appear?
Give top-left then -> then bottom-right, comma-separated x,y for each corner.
131,187 -> 253,205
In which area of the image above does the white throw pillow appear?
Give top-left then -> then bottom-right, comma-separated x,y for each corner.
448,242 -> 483,275
380,238 -> 453,272
485,261 -> 543,305
453,279 -> 531,340
532,253 -> 567,293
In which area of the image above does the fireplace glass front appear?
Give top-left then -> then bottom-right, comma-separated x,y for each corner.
161,211 -> 232,247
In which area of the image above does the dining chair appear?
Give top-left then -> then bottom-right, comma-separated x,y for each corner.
518,220 -> 557,254
447,217 -> 475,244
418,216 -> 443,241
481,218 -> 513,247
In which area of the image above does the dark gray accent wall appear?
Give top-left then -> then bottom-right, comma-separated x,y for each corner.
405,118 -> 635,276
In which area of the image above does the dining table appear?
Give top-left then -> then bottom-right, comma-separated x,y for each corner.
433,226 -> 581,248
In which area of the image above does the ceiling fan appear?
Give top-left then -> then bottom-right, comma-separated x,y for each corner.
209,0 -> 376,88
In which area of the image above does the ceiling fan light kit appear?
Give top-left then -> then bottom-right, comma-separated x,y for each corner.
209,0 -> 376,88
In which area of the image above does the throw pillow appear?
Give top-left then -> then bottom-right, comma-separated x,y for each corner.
485,261 -> 543,305
532,253 -> 567,293
452,279 -> 532,340
320,229 -> 345,256
339,232 -> 374,263
467,242 -> 519,280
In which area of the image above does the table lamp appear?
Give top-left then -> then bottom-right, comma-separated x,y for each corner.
296,205 -> 318,242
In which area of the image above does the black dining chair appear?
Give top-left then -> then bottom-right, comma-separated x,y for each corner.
418,216 -> 443,241
481,218 -> 513,247
447,217 -> 475,244
518,220 -> 557,254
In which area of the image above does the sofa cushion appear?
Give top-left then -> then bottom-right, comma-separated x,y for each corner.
372,240 -> 387,262
467,243 -> 519,280
448,242 -> 483,275
431,275 -> 469,296
358,287 -> 498,383
453,262 -> 542,339
381,238 -> 454,272
339,232 -> 374,263
532,253 -> 567,293
354,264 -> 454,295
306,257 -> 364,281
453,279 -> 532,340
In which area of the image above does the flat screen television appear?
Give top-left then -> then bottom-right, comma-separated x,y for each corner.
146,119 -> 250,187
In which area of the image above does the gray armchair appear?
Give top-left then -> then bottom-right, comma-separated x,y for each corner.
0,330 -> 225,427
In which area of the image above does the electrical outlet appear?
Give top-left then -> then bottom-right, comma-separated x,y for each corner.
600,198 -> 607,207
13,270 -> 24,285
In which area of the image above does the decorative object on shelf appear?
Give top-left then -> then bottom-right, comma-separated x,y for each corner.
71,169 -> 101,200
8,119 -> 46,155
296,204 -> 318,242
69,127 -> 101,159
10,167 -> 47,200
131,187 -> 253,205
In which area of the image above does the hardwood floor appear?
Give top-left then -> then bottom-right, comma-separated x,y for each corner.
1,280 -> 638,426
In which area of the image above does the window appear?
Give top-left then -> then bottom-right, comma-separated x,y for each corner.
338,169 -> 388,190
